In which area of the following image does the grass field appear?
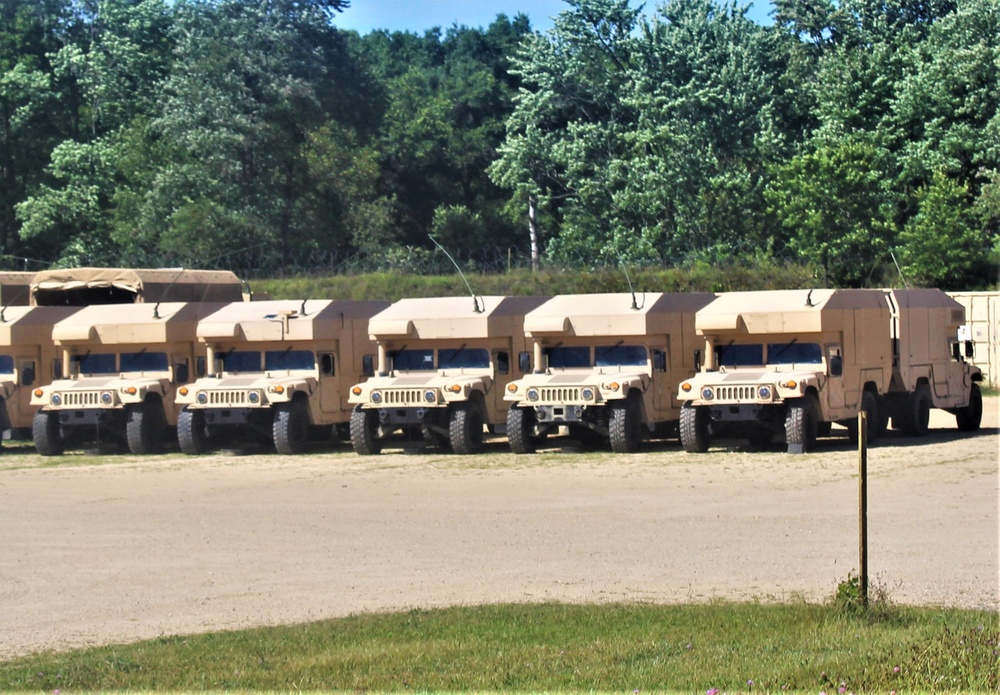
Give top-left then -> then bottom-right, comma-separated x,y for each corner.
1,601 -> 996,693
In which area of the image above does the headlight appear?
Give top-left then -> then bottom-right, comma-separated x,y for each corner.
100,391 -> 113,404
701,387 -> 714,401
248,391 -> 260,404
526,388 -> 539,402
51,393 -> 61,406
424,390 -> 437,403
581,387 -> 595,401
196,392 -> 208,404
758,385 -> 771,399
371,391 -> 382,403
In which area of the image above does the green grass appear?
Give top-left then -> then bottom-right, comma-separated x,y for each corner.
2,602 -> 996,693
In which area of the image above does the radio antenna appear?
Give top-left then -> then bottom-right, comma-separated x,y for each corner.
615,250 -> 642,310
153,266 -> 186,319
889,249 -> 909,289
429,235 -> 483,314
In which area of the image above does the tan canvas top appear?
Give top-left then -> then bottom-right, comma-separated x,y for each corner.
52,302 -> 225,345
368,296 -> 548,340
197,299 -> 389,343
0,306 -> 81,346
0,272 -> 34,306
524,293 -> 715,337
696,289 -> 887,334
31,267 -> 244,305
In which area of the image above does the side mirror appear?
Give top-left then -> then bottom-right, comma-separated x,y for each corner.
196,356 -> 206,378
965,340 -> 975,359
953,342 -> 961,360
518,351 -> 531,374
694,349 -> 702,372
496,351 -> 510,375
830,355 -> 843,377
362,354 -> 375,377
20,366 -> 34,387
652,349 -> 666,373
175,363 -> 189,384
321,353 -> 335,376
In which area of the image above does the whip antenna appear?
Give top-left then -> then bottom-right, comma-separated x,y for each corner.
429,235 -> 483,313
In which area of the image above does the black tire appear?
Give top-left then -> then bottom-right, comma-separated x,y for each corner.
350,407 -> 382,455
32,410 -> 64,457
785,394 -> 819,453
609,396 -> 643,453
902,385 -> 932,436
956,383 -> 983,432
679,404 -> 710,453
177,407 -> 210,455
846,391 -> 880,445
506,406 -> 537,454
126,397 -> 167,455
449,400 -> 485,455
273,398 -> 310,455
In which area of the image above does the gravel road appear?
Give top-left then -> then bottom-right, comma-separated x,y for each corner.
1,401 -> 996,658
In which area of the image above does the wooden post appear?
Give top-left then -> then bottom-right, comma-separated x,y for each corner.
858,410 -> 869,607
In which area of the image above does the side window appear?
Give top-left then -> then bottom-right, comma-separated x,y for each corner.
495,351 -> 510,375
175,360 -> 190,384
196,356 -> 206,378
52,359 -> 63,380
320,353 -> 335,376
20,361 -> 35,386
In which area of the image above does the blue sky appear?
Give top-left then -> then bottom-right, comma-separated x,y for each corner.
334,0 -> 775,35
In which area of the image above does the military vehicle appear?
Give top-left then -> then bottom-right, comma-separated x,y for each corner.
174,299 -> 388,455
30,302 -> 224,455
0,306 -> 80,445
0,271 -> 35,306
677,288 -> 983,453
30,267 -> 244,305
348,295 -> 547,454
503,292 -> 715,453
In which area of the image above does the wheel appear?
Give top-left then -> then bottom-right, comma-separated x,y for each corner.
901,385 -> 931,436
679,404 -> 710,453
609,396 -> 643,453
32,410 -> 64,456
449,400 -> 485,455
785,394 -> 819,453
846,391 -> 879,445
350,407 -> 382,455
273,399 -> 310,454
955,383 -> 983,432
126,397 -> 167,454
506,406 -> 537,454
177,407 -> 210,455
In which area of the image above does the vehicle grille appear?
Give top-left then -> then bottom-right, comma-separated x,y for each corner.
203,390 -> 261,406
381,389 -> 424,405
715,385 -> 759,401
60,391 -> 106,407
539,387 -> 581,403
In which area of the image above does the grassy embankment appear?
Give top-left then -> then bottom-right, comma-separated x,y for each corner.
1,601 -> 996,693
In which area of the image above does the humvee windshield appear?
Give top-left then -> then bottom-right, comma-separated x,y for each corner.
76,353 -> 117,375
766,342 -> 822,364
439,347 -> 490,369
0,355 -> 12,374
595,344 -> 647,367
120,351 -> 169,372
222,350 -> 261,373
548,346 -> 591,369
393,348 -> 434,371
265,349 -> 314,371
716,344 -> 763,367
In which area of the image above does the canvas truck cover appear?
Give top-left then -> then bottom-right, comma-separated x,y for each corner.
695,289 -> 888,335
52,302 -> 225,345
31,268 -> 244,305
368,296 -> 548,340
524,292 -> 715,337
197,299 -> 390,343
0,272 -> 34,307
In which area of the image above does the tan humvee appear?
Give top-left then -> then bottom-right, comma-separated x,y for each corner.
30,302 -> 225,455
174,299 -> 389,455
0,306 -> 81,444
348,296 -> 547,454
30,267 -> 245,305
503,292 -> 715,453
677,288 -> 982,453
0,271 -> 35,306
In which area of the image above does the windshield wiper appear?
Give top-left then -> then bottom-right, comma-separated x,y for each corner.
769,339 -> 798,363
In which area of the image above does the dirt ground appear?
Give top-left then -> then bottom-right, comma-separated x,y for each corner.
1,401 -> 997,659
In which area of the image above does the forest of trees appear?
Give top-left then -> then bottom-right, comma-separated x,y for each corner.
0,0 -> 997,288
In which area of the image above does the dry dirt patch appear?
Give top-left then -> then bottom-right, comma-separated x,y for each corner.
1,400 -> 996,658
